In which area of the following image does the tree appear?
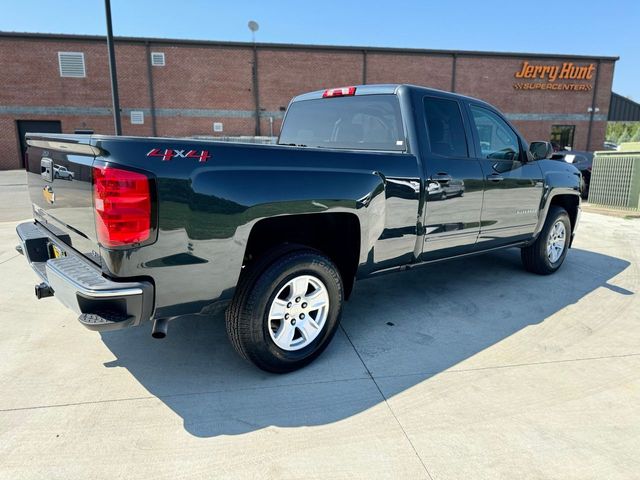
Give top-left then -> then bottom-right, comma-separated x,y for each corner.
618,131 -> 632,143
606,122 -> 640,143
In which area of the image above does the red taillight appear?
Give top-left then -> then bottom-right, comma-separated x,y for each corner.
322,86 -> 357,98
93,165 -> 151,248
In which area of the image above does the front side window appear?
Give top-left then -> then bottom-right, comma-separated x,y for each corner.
278,94 -> 405,152
469,105 -> 520,161
424,97 -> 468,157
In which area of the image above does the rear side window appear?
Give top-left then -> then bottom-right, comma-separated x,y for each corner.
423,97 -> 468,158
278,95 -> 405,151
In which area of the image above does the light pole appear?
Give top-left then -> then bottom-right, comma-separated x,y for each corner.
249,20 -> 261,136
104,0 -> 122,135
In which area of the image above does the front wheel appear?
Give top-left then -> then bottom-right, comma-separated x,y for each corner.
225,249 -> 344,373
521,206 -> 571,275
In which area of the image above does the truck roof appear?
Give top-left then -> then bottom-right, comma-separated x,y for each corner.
290,83 -> 494,109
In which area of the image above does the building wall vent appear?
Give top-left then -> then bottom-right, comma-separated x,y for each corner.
130,111 -> 145,125
151,52 -> 165,66
58,52 -> 86,78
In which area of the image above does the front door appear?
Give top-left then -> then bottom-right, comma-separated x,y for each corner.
16,120 -> 62,168
421,96 -> 485,260
466,104 -> 544,247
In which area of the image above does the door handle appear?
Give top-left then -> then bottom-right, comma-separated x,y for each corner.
486,173 -> 504,182
431,173 -> 452,183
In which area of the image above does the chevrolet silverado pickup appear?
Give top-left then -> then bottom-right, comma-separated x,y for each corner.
17,84 -> 581,372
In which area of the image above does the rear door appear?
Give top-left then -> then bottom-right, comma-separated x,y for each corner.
466,103 -> 544,246
420,95 -> 484,260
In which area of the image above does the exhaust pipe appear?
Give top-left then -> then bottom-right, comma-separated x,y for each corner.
151,318 -> 169,339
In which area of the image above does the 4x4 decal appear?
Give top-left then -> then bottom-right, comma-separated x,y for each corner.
147,148 -> 211,162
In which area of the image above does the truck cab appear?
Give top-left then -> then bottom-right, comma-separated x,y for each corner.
280,84 -> 580,263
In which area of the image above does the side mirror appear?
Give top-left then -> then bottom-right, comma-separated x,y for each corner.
529,141 -> 553,160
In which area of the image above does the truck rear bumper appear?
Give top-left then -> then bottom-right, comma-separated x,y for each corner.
16,221 -> 154,332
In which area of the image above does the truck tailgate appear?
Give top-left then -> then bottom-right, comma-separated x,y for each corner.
25,134 -> 101,264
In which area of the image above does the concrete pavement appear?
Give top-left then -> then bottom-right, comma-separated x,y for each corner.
0,170 -> 31,223
0,172 -> 639,479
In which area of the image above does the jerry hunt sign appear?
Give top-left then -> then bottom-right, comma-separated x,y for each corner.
513,61 -> 596,92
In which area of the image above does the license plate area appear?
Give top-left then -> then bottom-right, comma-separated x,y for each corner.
48,242 -> 66,259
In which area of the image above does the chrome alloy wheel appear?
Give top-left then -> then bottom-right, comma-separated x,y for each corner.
267,275 -> 330,351
546,220 -> 566,264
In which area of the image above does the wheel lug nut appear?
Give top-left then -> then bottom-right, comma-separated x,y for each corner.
299,313 -> 305,319
291,319 -> 296,325
285,313 -> 290,320
295,297 -> 301,303
302,302 -> 307,308
287,302 -> 292,308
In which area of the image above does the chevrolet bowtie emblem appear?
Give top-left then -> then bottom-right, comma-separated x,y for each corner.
42,185 -> 55,205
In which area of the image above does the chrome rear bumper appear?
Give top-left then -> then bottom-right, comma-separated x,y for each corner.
16,221 -> 154,331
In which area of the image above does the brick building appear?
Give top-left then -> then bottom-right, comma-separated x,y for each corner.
0,31 -> 618,170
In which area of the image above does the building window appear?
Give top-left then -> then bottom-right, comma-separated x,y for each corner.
151,52 -> 165,66
550,125 -> 576,150
58,52 -> 86,77
130,111 -> 145,125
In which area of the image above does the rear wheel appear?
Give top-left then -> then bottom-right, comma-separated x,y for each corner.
521,206 -> 571,275
226,248 -> 343,373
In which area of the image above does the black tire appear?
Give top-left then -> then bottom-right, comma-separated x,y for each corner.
521,206 -> 571,275
580,173 -> 590,200
225,248 -> 344,373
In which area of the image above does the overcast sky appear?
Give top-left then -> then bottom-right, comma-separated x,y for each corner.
1,0 -> 638,101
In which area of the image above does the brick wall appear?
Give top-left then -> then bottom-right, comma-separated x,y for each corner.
0,33 -> 616,169
367,52 -> 453,91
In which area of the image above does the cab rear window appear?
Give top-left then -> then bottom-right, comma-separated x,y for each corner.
278,95 -> 406,152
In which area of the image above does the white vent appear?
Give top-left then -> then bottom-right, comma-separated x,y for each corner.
213,122 -> 223,133
130,111 -> 145,125
58,52 -> 86,78
151,52 -> 165,66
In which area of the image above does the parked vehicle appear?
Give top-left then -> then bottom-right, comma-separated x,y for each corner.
551,150 -> 592,199
53,164 -> 74,180
441,178 -> 465,199
603,141 -> 618,151
17,84 -> 582,372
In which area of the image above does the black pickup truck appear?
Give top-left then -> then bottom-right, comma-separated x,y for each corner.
17,84 -> 581,372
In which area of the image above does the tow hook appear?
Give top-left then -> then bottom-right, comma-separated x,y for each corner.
34,282 -> 54,299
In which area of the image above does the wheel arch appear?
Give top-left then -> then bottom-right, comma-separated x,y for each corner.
243,212 -> 361,299
534,189 -> 580,245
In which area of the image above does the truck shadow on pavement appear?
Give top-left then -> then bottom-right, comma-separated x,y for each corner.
99,247 -> 631,437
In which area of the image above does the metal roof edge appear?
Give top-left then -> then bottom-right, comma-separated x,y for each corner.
0,31 -> 620,62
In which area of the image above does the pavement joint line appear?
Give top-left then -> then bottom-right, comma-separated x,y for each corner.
372,352 -> 640,381
339,324 -> 434,480
0,374 -> 372,413
0,254 -> 19,266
